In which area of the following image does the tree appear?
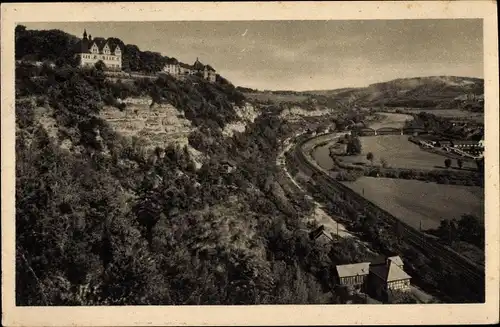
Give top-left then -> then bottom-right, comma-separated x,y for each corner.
444,158 -> 452,169
438,219 -> 458,245
475,157 -> 484,174
49,74 -> 102,126
366,152 -> 374,165
346,136 -> 362,155
389,290 -> 417,304
457,158 -> 463,169
95,60 -> 106,71
124,44 -> 142,72
456,214 -> 484,248
380,157 -> 388,168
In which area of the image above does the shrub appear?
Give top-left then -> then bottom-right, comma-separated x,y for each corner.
380,157 -> 388,168
366,152 -> 374,165
35,96 -> 47,107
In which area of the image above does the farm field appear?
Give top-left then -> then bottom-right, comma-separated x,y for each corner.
311,113 -> 414,170
342,177 -> 484,230
340,135 -> 477,170
369,112 -> 412,129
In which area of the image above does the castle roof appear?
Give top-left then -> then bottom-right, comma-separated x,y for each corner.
205,64 -> 215,72
76,36 -> 121,54
193,58 -> 205,70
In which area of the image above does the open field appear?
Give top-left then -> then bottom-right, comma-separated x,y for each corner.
342,177 -> 484,230
369,112 -> 413,129
340,135 -> 477,170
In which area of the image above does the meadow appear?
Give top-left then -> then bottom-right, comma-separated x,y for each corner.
342,177 -> 484,230
339,135 -> 477,170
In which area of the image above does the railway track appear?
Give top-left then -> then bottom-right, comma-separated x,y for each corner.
288,133 -> 484,299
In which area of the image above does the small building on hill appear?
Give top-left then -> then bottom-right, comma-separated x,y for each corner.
163,57 -> 180,76
309,225 -> 334,244
162,57 -> 217,82
74,29 -> 122,71
179,62 -> 194,76
192,58 -> 217,82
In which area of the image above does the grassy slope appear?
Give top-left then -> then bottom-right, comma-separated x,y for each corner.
301,76 -> 484,108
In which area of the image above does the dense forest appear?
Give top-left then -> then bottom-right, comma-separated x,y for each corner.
15,28 -> 374,304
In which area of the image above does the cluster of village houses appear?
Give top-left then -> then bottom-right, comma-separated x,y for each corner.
413,137 -> 484,159
74,30 -> 217,82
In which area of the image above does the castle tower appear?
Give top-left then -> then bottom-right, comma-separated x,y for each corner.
83,29 -> 88,40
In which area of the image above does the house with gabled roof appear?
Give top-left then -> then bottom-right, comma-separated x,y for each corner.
74,29 -> 122,71
163,57 -> 180,76
334,255 -> 412,302
368,255 -> 411,301
160,57 -> 217,82
335,262 -> 370,291
309,225 -> 334,245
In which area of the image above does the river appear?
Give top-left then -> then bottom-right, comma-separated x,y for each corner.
312,112 -> 413,170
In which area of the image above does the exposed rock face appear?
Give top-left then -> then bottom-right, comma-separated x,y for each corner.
101,98 -> 194,148
101,98 -> 207,168
222,102 -> 261,137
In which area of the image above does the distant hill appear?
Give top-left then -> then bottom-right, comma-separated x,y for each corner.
305,76 -> 484,109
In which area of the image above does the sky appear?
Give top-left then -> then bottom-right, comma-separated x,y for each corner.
23,20 -> 483,91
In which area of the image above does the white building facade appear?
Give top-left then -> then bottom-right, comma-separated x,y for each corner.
76,30 -> 122,71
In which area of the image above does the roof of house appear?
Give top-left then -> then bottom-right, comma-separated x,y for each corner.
91,37 -> 107,50
388,256 -> 404,267
336,262 -> 370,278
76,36 -> 121,54
205,64 -> 216,72
179,62 -> 193,69
370,261 -> 411,282
309,225 -> 326,240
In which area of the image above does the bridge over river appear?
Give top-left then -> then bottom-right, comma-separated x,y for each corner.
354,126 -> 430,136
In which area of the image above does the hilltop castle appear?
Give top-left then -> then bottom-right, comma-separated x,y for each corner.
75,30 -> 122,71
163,57 -> 217,82
73,30 -> 217,82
